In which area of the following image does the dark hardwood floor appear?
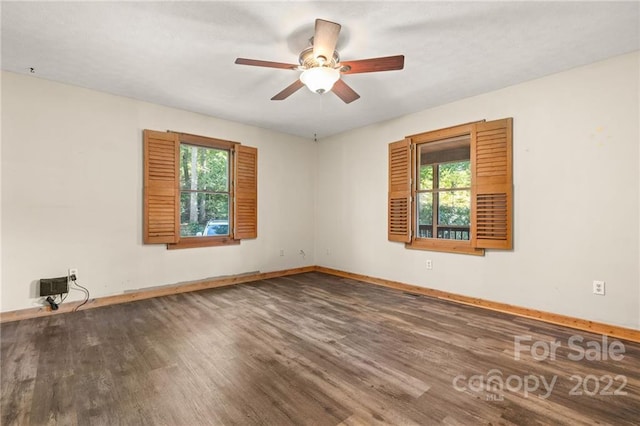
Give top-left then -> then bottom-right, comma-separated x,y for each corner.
1,272 -> 639,425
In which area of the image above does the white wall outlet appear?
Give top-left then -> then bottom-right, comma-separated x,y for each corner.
279,249 -> 284,257
593,280 -> 605,295
69,268 -> 78,281
426,260 -> 433,270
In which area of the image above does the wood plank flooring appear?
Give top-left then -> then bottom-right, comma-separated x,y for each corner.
1,272 -> 639,425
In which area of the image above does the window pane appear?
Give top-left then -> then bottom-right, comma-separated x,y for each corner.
180,192 -> 229,237
417,193 -> 433,238
180,144 -> 229,192
418,164 -> 433,190
438,161 -> 471,189
438,190 -> 471,226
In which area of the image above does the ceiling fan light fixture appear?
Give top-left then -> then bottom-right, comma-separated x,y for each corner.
300,66 -> 340,94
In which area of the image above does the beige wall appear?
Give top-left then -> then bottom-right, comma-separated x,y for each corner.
1,72 -> 316,312
2,52 -> 639,329
315,52 -> 640,329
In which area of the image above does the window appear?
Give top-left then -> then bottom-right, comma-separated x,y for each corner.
180,143 -> 230,238
388,118 -> 512,255
417,136 -> 471,241
143,130 -> 257,249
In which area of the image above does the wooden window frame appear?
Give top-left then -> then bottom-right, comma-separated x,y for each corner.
409,123 -> 483,255
144,130 -> 257,250
389,118 -> 513,255
170,133 -> 238,249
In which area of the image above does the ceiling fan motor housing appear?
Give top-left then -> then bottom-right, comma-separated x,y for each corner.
298,47 -> 340,70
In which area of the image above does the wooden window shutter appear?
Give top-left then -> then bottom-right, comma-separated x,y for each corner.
234,144 -> 258,239
388,139 -> 412,243
471,118 -> 513,249
144,130 -> 180,244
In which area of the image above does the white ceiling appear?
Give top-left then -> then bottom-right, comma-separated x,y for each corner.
2,1 -> 638,139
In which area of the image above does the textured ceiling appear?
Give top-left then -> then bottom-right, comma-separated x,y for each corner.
2,1 -> 638,139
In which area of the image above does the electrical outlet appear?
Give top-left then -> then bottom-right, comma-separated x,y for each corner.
279,249 -> 284,257
69,268 -> 78,282
593,280 -> 605,295
426,260 -> 433,270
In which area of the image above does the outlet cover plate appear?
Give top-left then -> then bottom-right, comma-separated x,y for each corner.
593,280 -> 605,295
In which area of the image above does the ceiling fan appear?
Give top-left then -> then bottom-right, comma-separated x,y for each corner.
235,19 -> 405,104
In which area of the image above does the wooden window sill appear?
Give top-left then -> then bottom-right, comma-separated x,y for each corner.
406,238 -> 484,256
167,237 -> 240,250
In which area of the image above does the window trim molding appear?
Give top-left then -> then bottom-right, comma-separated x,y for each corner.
407,238 -> 484,255
173,131 -> 240,149
406,121 -> 482,141
167,236 -> 240,250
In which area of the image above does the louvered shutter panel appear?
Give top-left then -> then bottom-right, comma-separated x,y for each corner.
234,145 -> 258,239
144,130 -> 180,244
388,139 -> 412,242
471,118 -> 513,249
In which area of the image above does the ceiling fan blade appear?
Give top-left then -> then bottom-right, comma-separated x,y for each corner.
332,79 -> 360,104
313,19 -> 341,63
235,58 -> 298,70
340,55 -> 405,74
271,79 -> 305,101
